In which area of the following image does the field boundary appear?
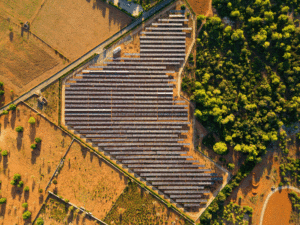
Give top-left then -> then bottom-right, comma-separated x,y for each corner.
44,138 -> 75,191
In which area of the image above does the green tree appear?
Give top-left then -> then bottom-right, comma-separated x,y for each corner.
22,211 -> 31,220
8,104 -> 16,111
213,142 -> 228,155
28,117 -> 36,124
15,126 -> 23,132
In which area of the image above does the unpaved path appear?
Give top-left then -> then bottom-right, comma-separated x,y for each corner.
259,186 -> 300,225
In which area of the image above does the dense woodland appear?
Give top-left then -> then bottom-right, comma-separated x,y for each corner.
181,0 -> 300,223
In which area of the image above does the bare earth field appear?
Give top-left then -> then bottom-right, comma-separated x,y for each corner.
31,0 -> 132,61
263,189 -> 292,225
0,103 -> 73,224
0,18 -> 65,106
48,140 -> 128,220
104,182 -> 191,225
187,0 -> 212,16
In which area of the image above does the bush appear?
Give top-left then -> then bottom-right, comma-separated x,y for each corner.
30,144 -> 37,149
181,4 -> 186,10
22,211 -> 31,219
36,217 -> 44,225
64,199 -> 69,203
18,181 -> 24,188
53,179 -> 57,184
15,126 -> 24,132
0,90 -> 4,96
0,81 -> 3,87
28,117 -> 36,124
1,150 -> 8,156
0,198 -> 6,204
13,174 -> 21,181
213,142 -> 228,155
8,104 -> 16,111
35,137 -> 42,143
39,188 -> 43,193
227,163 -> 235,170
24,186 -> 29,192
22,202 -> 28,208
2,110 -> 8,115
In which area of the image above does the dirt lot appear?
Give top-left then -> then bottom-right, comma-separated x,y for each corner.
36,194 -> 102,225
31,0 -> 132,61
0,18 -> 65,106
104,182 -> 192,225
263,189 -> 292,225
0,103 -> 73,224
48,140 -> 128,220
25,81 -> 60,124
187,0 -> 213,16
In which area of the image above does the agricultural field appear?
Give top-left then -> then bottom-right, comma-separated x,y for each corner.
31,0 -> 132,61
0,103 -> 73,224
25,81 -> 60,124
47,140 -> 128,220
104,182 -> 192,225
0,18 -> 65,106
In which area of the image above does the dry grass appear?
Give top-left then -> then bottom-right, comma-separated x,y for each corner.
31,0 -> 132,61
187,0 -> 212,16
48,140 -> 128,220
0,103 -> 73,224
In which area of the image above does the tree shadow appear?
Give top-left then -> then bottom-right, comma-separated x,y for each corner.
0,204 -> 6,218
29,124 -> 36,143
24,190 -> 29,202
2,155 -> 8,171
10,110 -> 16,129
16,131 -> 23,150
32,179 -> 36,192
31,142 -> 41,164
3,114 -> 8,129
39,194 -> 44,204
9,31 -> 13,41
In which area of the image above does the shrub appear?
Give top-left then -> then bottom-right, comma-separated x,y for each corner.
39,188 -> 43,193
227,163 -> 235,170
18,181 -> 24,188
22,202 -> 28,208
64,199 -> 69,203
213,142 -> 228,155
181,4 -> 186,10
2,110 -> 8,115
24,186 -> 29,192
36,217 -> 44,225
13,174 -> 21,181
0,198 -> 6,204
1,150 -> 8,156
8,104 -> 16,111
15,126 -> 24,132
28,117 -> 36,124
22,211 -> 31,219
35,137 -> 42,143
0,90 -> 4,95
0,81 -> 3,87
53,179 -> 57,184
30,144 -> 37,149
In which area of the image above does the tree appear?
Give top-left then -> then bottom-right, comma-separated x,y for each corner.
8,104 -> 16,111
15,126 -> 23,132
0,198 -> 6,204
24,186 -> 29,192
22,211 -> 31,220
227,163 -> 235,170
213,142 -> 228,155
1,150 -> 8,156
28,117 -> 36,124
22,203 -> 28,208
35,137 -> 42,143
36,217 -> 44,225
30,144 -> 37,149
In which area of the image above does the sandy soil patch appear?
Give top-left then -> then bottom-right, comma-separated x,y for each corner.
48,140 -> 128,220
31,0 -> 132,61
187,0 -> 213,16
263,189 -> 292,225
0,103 -> 72,224
104,182 -> 190,225
25,81 -> 60,124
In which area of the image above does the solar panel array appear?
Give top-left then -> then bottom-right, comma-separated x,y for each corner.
64,12 -> 217,209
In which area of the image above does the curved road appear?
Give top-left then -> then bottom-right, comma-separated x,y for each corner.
259,186 -> 300,225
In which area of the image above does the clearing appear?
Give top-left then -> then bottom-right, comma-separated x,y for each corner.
104,182 -> 192,225
0,103 -> 73,224
186,0 -> 212,16
47,140 -> 128,220
31,0 -> 132,61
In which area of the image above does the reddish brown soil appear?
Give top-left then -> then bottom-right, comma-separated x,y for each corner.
31,0 -> 132,61
0,103 -> 73,224
187,0 -> 213,16
263,189 -> 292,225
48,141 -> 128,220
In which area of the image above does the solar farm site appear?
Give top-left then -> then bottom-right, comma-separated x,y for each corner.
63,11 -> 222,212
